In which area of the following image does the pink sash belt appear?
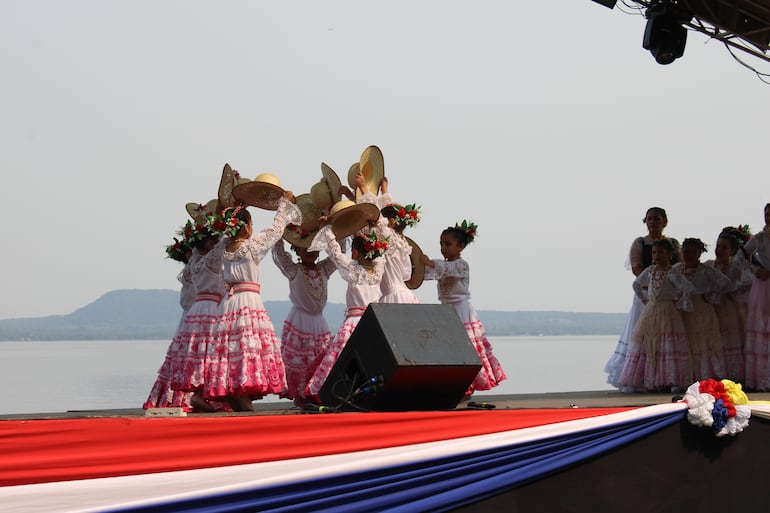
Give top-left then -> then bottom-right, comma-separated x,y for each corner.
195,292 -> 223,303
345,306 -> 367,318
226,281 -> 261,296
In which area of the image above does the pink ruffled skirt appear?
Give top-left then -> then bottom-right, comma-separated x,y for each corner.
304,311 -> 363,400
744,279 -> 770,390
618,299 -> 691,391
280,307 -> 332,401
450,300 -> 506,393
205,291 -> 286,400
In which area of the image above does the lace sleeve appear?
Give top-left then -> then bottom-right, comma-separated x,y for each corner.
669,271 -> 695,312
272,239 -> 298,280
248,198 -> 302,262
378,192 -> 394,209
628,237 -> 644,275
202,239 -> 225,273
632,268 -> 650,301
704,265 -> 732,304
431,259 -> 470,279
358,192 -> 379,206
323,230 -> 358,283
734,259 -> 756,296
308,225 -> 334,253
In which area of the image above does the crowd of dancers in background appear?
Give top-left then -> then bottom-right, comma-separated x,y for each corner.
605,204 -> 770,393
145,148 -> 506,412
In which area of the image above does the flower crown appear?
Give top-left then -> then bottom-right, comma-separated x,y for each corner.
358,230 -> 390,259
182,219 -> 211,243
455,220 -> 478,244
388,203 -> 421,228
736,224 -> 752,245
165,236 -> 191,262
208,206 -> 247,237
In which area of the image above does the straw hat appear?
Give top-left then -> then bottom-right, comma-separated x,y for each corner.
295,194 -> 322,232
321,163 -> 342,204
185,199 -> 219,224
404,236 -> 425,290
283,224 -> 319,249
310,163 -> 343,212
232,173 -> 285,210
328,200 -> 380,239
217,163 -> 250,210
347,146 -> 385,200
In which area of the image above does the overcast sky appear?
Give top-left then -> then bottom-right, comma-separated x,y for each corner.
2,1 -> 768,320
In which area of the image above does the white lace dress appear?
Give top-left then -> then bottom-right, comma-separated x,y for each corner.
272,239 -> 336,401
144,260 -> 197,411
204,199 -> 301,400
605,236 -> 652,390
704,258 -> 754,382
618,265 -> 694,391
168,245 -> 226,393
740,228 -> 770,390
304,225 -> 385,400
674,262 -> 732,382
358,192 -> 418,304
424,257 -> 507,393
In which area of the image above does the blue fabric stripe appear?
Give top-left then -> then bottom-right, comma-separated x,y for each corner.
109,409 -> 684,513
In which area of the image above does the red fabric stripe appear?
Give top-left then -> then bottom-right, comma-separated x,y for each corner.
0,408 -> 631,486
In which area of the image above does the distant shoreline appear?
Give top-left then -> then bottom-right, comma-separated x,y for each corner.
0,289 -> 626,341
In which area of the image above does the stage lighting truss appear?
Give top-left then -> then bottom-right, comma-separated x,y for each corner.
619,0 -> 770,63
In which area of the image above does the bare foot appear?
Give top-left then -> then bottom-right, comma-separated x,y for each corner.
190,393 -> 216,412
233,395 -> 254,412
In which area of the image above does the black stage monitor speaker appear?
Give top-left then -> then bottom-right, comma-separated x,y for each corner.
318,303 -> 482,411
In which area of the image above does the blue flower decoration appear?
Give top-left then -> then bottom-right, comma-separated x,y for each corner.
712,399 -> 729,433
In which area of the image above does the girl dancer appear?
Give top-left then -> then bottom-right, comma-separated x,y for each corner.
205,196 -> 301,411
272,238 -> 338,404
605,207 -> 679,390
144,232 -> 197,411
742,204 -> 770,390
705,226 -> 754,382
422,221 -> 506,397
618,238 -> 694,392
674,238 -> 731,381
304,226 -> 386,402
166,220 -> 227,412
356,174 -> 419,304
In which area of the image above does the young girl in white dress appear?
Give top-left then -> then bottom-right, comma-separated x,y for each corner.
618,238 -> 694,391
741,204 -> 770,390
303,226 -> 386,402
167,226 -> 226,412
704,227 -> 754,382
205,196 -> 301,411
355,174 -> 419,304
144,235 -> 196,411
272,238 -> 337,404
674,238 -> 732,382
605,207 -> 680,390
422,221 -> 506,396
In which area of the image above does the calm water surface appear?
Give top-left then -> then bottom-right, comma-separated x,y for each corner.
0,336 -> 618,415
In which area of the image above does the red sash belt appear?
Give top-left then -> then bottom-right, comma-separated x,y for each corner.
195,292 -> 223,303
226,281 -> 261,296
345,306 -> 367,318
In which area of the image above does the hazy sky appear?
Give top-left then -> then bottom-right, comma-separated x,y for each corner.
2,1 -> 769,320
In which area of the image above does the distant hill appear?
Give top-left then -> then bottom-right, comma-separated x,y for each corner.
0,289 -> 624,341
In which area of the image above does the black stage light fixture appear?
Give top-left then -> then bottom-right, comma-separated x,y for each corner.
642,1 -> 690,65
591,0 -> 617,8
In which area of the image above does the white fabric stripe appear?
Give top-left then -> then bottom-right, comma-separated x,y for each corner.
1,403 -> 686,513
749,403 -> 770,420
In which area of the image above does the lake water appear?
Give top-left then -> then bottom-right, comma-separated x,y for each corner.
0,336 -> 618,415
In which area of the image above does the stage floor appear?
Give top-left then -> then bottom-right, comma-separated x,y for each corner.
4,389 -> 768,420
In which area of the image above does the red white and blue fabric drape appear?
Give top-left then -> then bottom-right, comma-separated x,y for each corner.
0,404 -> 689,513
